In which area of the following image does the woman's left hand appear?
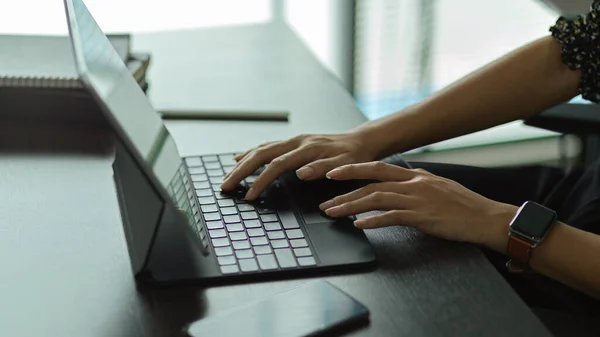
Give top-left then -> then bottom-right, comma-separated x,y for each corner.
320,162 -> 518,252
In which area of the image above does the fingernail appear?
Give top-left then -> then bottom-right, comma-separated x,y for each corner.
296,167 -> 314,180
325,206 -> 340,216
319,200 -> 334,210
354,220 -> 366,228
325,168 -> 342,179
245,188 -> 256,200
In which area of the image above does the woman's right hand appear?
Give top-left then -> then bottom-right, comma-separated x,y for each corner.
220,132 -> 380,200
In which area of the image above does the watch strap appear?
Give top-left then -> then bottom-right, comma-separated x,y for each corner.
506,235 -> 532,273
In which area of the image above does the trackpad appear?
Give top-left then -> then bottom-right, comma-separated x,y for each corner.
282,173 -> 372,225
302,209 -> 338,225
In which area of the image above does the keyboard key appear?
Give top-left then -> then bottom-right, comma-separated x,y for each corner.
254,245 -> 272,255
198,196 -> 216,205
239,258 -> 259,272
203,155 -> 219,162
207,169 -> 224,177
237,204 -> 255,212
185,157 -> 202,167
257,207 -> 275,214
245,175 -> 259,184
204,162 -> 222,170
223,215 -> 241,224
191,174 -> 208,182
250,237 -> 269,246
194,181 -> 210,190
206,221 -> 224,230
267,231 -> 285,240
240,211 -> 258,220
264,222 -> 282,231
209,229 -> 227,238
220,207 -> 238,215
260,214 -> 278,222
217,255 -> 236,265
247,228 -> 265,237
215,192 -> 230,200
232,240 -> 251,250
286,229 -> 305,239
220,264 -> 239,274
274,248 -> 297,268
252,166 -> 266,175
257,254 -> 278,270
223,165 -> 235,174
229,231 -> 248,241
290,239 -> 308,248
226,223 -> 244,232
188,167 -> 206,174
271,239 -> 289,249
198,230 -> 207,242
219,154 -> 236,166
196,189 -> 212,197
244,220 -> 261,228
294,248 -> 312,257
204,213 -> 221,221
201,204 -> 218,213
209,176 -> 224,184
218,199 -> 235,207
212,238 -> 230,247
298,256 -> 317,266
214,246 -> 233,256
212,184 -> 222,191
235,249 -> 254,259
280,212 -> 300,229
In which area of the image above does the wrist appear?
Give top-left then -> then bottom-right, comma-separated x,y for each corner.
480,202 -> 518,254
351,125 -> 395,160
352,107 -> 419,159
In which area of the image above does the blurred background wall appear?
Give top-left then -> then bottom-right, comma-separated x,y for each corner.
0,0 -> 593,166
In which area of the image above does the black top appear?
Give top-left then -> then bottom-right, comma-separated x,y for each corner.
551,0 -> 600,102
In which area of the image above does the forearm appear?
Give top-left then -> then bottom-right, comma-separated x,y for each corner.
355,36 -> 581,159
486,206 -> 600,299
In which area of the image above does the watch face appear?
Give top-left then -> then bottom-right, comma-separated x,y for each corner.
510,202 -> 557,240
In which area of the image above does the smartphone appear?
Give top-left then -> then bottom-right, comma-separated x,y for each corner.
185,280 -> 370,337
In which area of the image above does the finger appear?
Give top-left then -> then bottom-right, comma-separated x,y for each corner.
224,150 -> 257,180
319,182 -> 396,210
326,162 -> 418,182
221,141 -> 296,191
233,149 -> 255,162
234,149 -> 252,162
353,210 -> 418,229
324,192 -> 414,218
296,155 -> 350,181
245,147 -> 323,200
223,153 -> 252,182
234,141 -> 276,162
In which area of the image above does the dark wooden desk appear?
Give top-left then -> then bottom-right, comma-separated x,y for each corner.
0,23 -> 551,337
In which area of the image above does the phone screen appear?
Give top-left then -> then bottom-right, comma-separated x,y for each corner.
186,281 -> 369,337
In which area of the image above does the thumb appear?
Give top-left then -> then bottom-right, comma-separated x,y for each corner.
295,155 -> 352,181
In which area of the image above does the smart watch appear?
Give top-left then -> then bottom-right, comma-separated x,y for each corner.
506,201 -> 557,273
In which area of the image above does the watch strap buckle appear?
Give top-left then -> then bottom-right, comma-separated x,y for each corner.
506,234 -> 532,273
506,259 -> 528,273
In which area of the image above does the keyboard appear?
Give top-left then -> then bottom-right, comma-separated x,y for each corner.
168,153 -> 318,275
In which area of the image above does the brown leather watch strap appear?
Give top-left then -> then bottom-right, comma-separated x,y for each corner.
506,235 -> 532,273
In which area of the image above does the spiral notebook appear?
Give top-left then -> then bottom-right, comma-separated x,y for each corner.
0,34 -> 148,89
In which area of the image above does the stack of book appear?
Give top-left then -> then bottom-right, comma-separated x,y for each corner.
0,33 -> 151,125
